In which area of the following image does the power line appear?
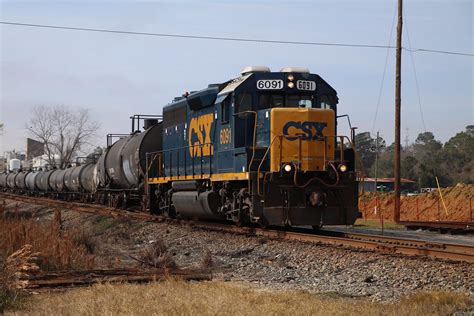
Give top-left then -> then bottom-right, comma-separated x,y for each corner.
0,21 -> 472,57
371,5 -> 397,136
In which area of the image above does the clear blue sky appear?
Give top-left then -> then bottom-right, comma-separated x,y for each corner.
0,0 -> 472,153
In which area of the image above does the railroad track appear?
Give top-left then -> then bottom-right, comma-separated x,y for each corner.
1,192 -> 473,263
18,268 -> 211,291
189,222 -> 474,263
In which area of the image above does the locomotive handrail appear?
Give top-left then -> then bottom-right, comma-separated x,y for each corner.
234,110 -> 258,196
256,134 -> 356,196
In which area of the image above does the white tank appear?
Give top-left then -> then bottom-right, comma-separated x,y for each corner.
9,159 -> 21,171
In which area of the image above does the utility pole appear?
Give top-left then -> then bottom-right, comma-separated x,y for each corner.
394,0 -> 403,222
375,131 -> 379,192
404,127 -> 409,149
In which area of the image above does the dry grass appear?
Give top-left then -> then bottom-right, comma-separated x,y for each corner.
0,212 -> 95,271
0,272 -> 21,314
8,280 -> 472,316
0,212 -> 96,312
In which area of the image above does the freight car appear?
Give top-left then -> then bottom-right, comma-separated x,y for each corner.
0,66 -> 360,228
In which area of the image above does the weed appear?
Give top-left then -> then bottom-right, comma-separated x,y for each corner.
201,250 -> 213,269
73,230 -> 96,254
93,216 -> 119,235
139,240 -> 176,269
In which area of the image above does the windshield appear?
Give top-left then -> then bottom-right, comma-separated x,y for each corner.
258,94 -> 314,110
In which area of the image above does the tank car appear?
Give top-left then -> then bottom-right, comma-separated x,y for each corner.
96,116 -> 162,207
35,169 -> 55,193
14,170 -> 30,192
147,66 -> 360,227
0,173 -> 8,191
25,171 -> 39,193
50,168 -> 67,193
6,173 -> 18,190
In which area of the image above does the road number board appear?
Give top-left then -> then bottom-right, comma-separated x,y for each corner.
296,80 -> 316,91
257,80 -> 283,90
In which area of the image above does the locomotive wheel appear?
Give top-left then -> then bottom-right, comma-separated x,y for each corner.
258,218 -> 269,229
163,206 -> 176,219
312,224 -> 323,231
235,207 -> 250,227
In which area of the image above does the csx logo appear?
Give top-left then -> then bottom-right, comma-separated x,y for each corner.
188,113 -> 214,157
283,121 -> 327,141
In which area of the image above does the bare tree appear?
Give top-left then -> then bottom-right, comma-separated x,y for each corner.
27,105 -> 100,168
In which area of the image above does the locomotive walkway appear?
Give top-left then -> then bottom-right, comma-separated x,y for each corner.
1,192 -> 473,263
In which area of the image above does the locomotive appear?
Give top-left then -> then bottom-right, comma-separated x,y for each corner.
0,66 -> 360,228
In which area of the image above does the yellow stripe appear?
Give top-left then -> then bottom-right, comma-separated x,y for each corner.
147,172 -> 252,184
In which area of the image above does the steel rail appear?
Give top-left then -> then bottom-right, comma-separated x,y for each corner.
189,222 -> 474,263
335,231 -> 473,256
1,192 -> 473,263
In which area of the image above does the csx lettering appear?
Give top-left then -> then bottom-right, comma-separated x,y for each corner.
188,113 -> 214,157
283,121 -> 327,141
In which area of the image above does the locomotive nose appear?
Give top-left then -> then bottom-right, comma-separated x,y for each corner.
269,108 -> 335,173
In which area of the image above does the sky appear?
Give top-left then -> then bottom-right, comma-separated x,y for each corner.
0,0 -> 472,153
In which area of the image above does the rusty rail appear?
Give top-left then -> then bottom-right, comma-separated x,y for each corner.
22,268 -> 211,290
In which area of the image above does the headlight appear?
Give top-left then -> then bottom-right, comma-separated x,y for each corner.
287,82 -> 295,88
283,164 -> 292,172
287,74 -> 294,81
339,164 -> 348,172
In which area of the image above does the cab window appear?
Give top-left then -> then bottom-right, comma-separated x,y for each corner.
259,94 -> 284,109
319,95 -> 335,110
235,92 -> 252,113
286,95 -> 313,108
221,97 -> 230,124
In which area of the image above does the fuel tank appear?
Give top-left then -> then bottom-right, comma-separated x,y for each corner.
171,190 -> 221,220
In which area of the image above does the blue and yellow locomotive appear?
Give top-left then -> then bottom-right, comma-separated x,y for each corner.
146,66 -> 360,227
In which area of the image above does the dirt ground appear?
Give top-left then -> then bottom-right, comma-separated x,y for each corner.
359,184 -> 474,222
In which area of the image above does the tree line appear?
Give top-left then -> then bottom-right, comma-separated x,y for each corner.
355,125 -> 474,187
